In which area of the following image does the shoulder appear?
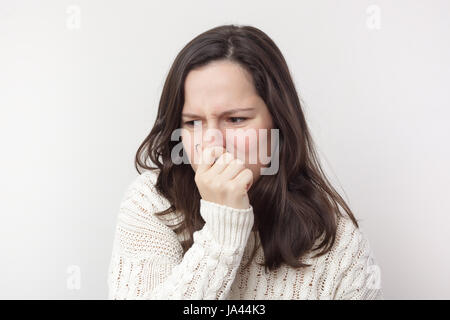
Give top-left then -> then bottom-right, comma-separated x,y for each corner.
112,168 -> 184,260
122,169 -> 160,198
309,213 -> 368,259
334,213 -> 373,260
117,169 -> 172,224
308,213 -> 378,272
119,168 -> 185,229
120,169 -> 171,211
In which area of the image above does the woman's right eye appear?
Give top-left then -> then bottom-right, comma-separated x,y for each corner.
184,120 -> 202,127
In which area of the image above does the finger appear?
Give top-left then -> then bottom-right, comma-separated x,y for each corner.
208,152 -> 235,175
196,146 -> 226,175
232,168 -> 254,191
220,158 -> 246,181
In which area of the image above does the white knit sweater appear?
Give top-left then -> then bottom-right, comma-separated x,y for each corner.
107,169 -> 383,300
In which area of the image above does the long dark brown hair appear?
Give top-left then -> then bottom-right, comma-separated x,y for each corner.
135,24 -> 359,273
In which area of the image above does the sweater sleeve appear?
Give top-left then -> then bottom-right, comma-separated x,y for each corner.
332,219 -> 384,300
107,171 -> 254,300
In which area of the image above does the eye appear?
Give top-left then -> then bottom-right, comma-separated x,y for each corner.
183,117 -> 247,127
183,120 -> 202,127
228,117 -> 247,124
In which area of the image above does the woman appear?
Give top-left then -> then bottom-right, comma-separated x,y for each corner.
107,24 -> 383,300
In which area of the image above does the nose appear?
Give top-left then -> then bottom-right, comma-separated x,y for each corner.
201,123 -> 226,151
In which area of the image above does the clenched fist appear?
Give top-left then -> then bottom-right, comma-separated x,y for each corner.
194,146 -> 254,210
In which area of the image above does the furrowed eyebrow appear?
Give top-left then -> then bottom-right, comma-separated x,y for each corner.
182,107 -> 255,118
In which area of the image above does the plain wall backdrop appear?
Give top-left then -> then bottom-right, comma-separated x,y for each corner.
0,0 -> 449,299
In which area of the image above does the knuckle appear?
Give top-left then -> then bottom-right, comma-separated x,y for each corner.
217,153 -> 228,164
241,169 -> 253,182
221,153 -> 231,163
231,158 -> 243,167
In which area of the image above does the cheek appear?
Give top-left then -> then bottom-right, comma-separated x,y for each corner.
230,129 -> 266,164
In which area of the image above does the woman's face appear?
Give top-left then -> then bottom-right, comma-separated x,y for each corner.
180,60 -> 274,183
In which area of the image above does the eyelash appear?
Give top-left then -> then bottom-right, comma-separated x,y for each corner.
183,117 -> 247,126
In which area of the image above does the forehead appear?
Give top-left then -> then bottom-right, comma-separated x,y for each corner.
183,60 -> 259,113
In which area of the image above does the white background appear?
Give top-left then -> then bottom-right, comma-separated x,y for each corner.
1,0 -> 449,299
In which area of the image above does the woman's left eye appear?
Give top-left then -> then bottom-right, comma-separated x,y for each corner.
228,117 -> 246,124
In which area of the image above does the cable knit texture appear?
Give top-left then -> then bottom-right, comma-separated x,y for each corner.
107,169 -> 384,300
